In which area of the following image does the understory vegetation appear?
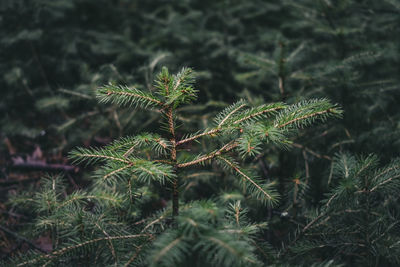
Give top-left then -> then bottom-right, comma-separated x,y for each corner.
1,0 -> 399,266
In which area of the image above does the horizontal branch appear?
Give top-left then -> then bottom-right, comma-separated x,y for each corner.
73,153 -> 131,164
280,211 -> 326,258
58,194 -> 121,208
103,162 -> 134,180
141,214 -> 167,233
17,234 -> 152,266
370,174 -> 400,192
97,85 -> 165,109
276,109 -> 332,129
233,106 -> 283,125
177,141 -> 238,168
218,103 -> 247,127
372,165 -> 400,182
219,157 -> 273,200
104,90 -> 163,106
176,129 -> 220,146
177,105 -> 283,146
152,237 -> 183,264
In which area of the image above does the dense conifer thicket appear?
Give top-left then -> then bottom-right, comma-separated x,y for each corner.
1,0 -> 399,266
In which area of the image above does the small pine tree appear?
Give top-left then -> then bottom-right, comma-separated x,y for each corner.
70,66 -> 341,215
8,67 -> 341,266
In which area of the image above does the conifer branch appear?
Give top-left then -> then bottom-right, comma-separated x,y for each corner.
69,147 -> 131,164
207,236 -> 240,257
218,156 -> 274,201
142,214 -> 167,233
177,103 -> 284,146
279,212 -> 326,258
106,134 -> 170,157
218,103 -> 247,127
325,193 -> 338,209
123,145 -> 137,158
232,105 -> 284,125
153,159 -> 174,164
58,194 -> 121,209
75,153 -> 130,164
137,165 -> 170,180
124,239 -> 153,267
370,174 -> 400,192
372,165 -> 400,182
94,222 -> 117,263
97,84 -> 164,108
276,109 -> 334,129
31,67 -> 343,266
177,141 -> 238,168
103,163 -> 134,180
152,237 -> 183,264
176,128 -> 220,146
17,234 -> 152,266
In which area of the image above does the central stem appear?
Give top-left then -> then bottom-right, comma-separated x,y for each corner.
167,107 -> 179,217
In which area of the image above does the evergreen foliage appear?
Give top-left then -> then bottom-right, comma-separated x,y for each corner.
1,1 -> 399,266
280,153 -> 400,266
233,1 -> 400,229
6,67 -> 340,266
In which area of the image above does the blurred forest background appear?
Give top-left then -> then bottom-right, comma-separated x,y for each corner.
1,0 -> 400,266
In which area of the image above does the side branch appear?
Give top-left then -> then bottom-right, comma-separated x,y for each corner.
74,153 -> 131,164
233,107 -> 283,125
176,129 -> 220,146
219,157 -> 273,200
177,106 -> 283,146
105,89 -> 164,107
58,194 -> 120,209
218,103 -> 247,127
103,163 -> 135,180
370,174 -> 400,192
97,85 -> 165,109
177,141 -> 238,168
17,234 -> 152,266
276,109 -> 332,129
